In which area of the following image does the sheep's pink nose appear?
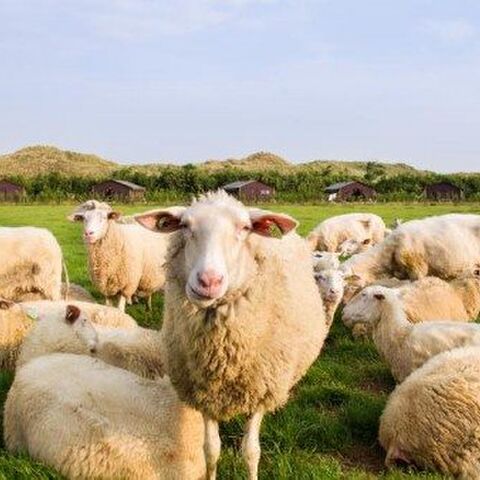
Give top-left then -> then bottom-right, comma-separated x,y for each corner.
197,270 -> 223,289
85,230 -> 94,237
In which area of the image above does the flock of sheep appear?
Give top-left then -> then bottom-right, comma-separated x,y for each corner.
1,191 -> 480,479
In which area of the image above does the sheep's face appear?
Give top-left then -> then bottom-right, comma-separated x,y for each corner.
64,304 -> 99,353
342,286 -> 392,327
314,270 -> 345,305
68,206 -> 120,244
312,251 -> 340,272
136,192 -> 298,308
339,238 -> 371,256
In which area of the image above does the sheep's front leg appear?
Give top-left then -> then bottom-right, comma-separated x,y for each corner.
241,409 -> 264,480
146,295 -> 152,311
105,297 -> 113,306
203,415 -> 221,480
117,295 -> 126,312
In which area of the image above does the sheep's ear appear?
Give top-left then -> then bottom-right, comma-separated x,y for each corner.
135,207 -> 186,233
0,299 -> 13,310
107,211 -> 121,221
374,293 -> 385,301
67,213 -> 84,222
65,305 -> 81,324
249,210 -> 298,238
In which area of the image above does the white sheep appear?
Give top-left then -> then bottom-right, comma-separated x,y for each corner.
343,275 -> 480,337
136,190 -> 326,480
341,214 -> 480,295
306,213 -> 386,252
68,200 -> 169,311
5,353 -> 205,480
311,251 -> 341,272
314,269 -> 345,326
342,285 -> 480,382
0,226 -> 63,301
379,346 -> 480,478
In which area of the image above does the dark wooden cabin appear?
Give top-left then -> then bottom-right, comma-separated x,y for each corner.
0,180 -> 25,201
325,181 -> 376,202
92,179 -> 146,202
424,182 -> 463,201
223,180 -> 274,202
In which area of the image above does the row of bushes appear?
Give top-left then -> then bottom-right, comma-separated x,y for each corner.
3,166 -> 480,203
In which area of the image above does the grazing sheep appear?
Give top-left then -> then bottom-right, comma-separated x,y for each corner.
0,300 -> 137,371
68,200 -> 169,311
343,275 -> 480,338
136,191 -> 326,480
5,354 -> 205,480
314,269 -> 345,326
343,285 -> 480,382
306,213 -> 386,252
341,214 -> 480,295
379,346 -> 480,478
0,227 -> 63,301
312,251 -> 341,272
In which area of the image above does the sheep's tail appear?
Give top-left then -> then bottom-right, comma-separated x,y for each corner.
62,259 -> 70,300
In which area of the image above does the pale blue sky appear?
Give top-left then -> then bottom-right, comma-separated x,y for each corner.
0,0 -> 479,172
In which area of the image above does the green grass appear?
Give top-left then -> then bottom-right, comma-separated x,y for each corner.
0,202 -> 478,480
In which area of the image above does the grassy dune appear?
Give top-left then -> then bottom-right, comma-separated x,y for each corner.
0,202 -> 478,479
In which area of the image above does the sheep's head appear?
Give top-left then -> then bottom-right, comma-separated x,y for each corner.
63,304 -> 99,353
342,285 -> 398,329
136,191 -> 298,308
339,238 -> 372,256
68,200 -> 120,244
314,269 -> 345,305
312,251 -> 341,272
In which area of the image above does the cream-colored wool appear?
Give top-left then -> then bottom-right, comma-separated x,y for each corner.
0,227 -> 63,301
379,346 -> 480,478
69,201 -> 169,306
306,213 -> 386,252
344,286 -> 480,382
341,214 -> 480,294
311,251 -> 341,272
5,353 -> 205,480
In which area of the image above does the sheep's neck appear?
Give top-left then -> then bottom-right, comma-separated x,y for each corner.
372,299 -> 411,365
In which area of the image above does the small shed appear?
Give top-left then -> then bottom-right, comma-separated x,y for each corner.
424,181 -> 463,201
223,180 -> 274,202
325,181 -> 376,202
0,180 -> 25,201
92,179 -> 146,202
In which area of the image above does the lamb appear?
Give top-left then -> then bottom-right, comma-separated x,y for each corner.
5,354 -> 205,480
136,191 -> 326,480
342,285 -> 480,382
306,213 -> 386,252
312,251 -> 341,271
341,214 -> 480,295
379,346 -> 480,478
0,299 -> 138,371
0,226 -> 63,301
314,269 -> 345,326
343,275 -> 480,338
68,200 -> 170,311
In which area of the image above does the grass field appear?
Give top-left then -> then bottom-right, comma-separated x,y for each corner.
0,202 -> 479,480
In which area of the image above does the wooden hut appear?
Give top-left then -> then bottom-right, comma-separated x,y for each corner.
0,180 -> 25,201
424,181 -> 462,201
325,181 -> 376,202
223,180 -> 274,202
92,179 -> 146,202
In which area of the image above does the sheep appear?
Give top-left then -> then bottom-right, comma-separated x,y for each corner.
314,269 -> 345,326
0,226 -> 63,301
0,300 -> 138,371
135,190 -> 326,480
342,285 -> 480,382
312,251 -> 341,272
5,353 -> 205,480
68,200 -> 170,311
379,346 -> 480,478
343,275 -> 480,338
341,214 -> 480,296
306,213 -> 386,252
62,282 -> 96,302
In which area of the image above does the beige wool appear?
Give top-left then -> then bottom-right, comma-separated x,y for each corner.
379,346 -> 480,479
5,353 -> 205,480
162,227 -> 326,420
0,227 -> 63,301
